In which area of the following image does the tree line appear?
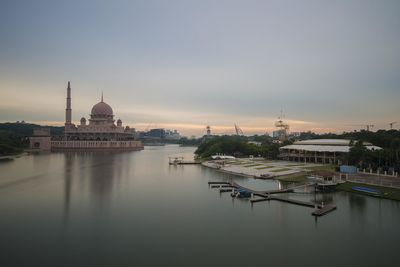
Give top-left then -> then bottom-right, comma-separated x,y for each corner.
194,130 -> 400,171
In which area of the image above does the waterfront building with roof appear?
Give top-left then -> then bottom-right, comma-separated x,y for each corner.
279,139 -> 381,164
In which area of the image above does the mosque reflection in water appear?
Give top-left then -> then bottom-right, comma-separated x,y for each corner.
62,152 -> 132,221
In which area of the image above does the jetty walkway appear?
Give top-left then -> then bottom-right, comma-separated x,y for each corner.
208,181 -> 336,217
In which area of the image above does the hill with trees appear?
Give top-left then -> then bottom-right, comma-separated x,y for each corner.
0,123 -> 63,155
195,135 -> 289,159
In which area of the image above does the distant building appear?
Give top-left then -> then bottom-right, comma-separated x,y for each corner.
279,139 -> 381,164
273,129 -> 286,139
146,128 -> 166,139
289,132 -> 301,138
165,129 -> 181,140
248,141 -> 262,146
30,82 -> 143,151
139,128 -> 181,143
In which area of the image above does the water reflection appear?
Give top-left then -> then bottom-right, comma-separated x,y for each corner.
1,146 -> 400,266
89,153 -> 117,207
349,193 -> 366,213
62,152 -> 129,219
63,153 -> 73,224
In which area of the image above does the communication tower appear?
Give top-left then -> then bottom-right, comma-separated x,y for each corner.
206,125 -> 211,136
273,110 -> 290,141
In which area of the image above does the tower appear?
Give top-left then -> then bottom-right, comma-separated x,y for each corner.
65,81 -> 72,130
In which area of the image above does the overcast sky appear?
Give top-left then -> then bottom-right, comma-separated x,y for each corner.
0,0 -> 399,136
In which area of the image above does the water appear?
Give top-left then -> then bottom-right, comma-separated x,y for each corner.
0,145 -> 399,266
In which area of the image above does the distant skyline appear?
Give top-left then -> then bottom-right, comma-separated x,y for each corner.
1,0 -> 399,136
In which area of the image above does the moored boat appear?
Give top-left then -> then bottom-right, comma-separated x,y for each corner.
351,186 -> 381,196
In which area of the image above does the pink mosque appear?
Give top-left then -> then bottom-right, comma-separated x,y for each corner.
30,82 -> 143,151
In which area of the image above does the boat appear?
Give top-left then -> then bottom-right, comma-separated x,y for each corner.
351,186 -> 381,196
260,174 -> 272,179
231,189 -> 252,198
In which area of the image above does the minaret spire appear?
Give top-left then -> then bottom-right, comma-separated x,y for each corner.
65,81 -> 72,128
101,91 -> 103,102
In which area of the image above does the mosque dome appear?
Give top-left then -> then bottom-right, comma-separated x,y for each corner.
91,101 -> 113,117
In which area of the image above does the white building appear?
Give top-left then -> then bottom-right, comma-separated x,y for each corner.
279,139 -> 381,164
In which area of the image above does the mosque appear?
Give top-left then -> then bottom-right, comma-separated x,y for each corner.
30,82 -> 143,151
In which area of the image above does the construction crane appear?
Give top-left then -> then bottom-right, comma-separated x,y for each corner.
389,122 -> 397,129
234,123 -> 244,136
145,123 -> 158,131
145,123 -> 151,132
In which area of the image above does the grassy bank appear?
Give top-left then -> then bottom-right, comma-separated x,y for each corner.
337,182 -> 400,201
302,164 -> 336,172
275,173 -> 308,182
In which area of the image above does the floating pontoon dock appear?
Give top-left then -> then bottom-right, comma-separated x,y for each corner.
208,181 -> 337,217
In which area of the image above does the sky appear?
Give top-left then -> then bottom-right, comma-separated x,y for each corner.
0,0 -> 399,136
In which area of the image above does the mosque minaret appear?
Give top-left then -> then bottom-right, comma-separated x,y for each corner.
65,81 -> 73,130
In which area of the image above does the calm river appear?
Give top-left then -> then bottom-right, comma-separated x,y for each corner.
0,145 -> 399,266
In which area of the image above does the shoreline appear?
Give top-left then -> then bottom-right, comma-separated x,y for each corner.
201,162 -> 256,178
337,181 -> 400,201
202,159 -> 400,201
201,159 -> 321,180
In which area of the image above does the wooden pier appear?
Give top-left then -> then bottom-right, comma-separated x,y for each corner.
231,181 -> 293,195
209,180 -> 337,217
312,205 -> 337,216
219,188 -> 233,193
210,185 -> 232,188
250,195 -> 317,206
169,157 -> 201,165
251,195 -> 337,216
208,181 -> 231,185
209,181 -> 294,195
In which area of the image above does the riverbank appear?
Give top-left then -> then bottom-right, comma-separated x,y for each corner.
337,181 -> 400,201
202,159 -> 328,180
0,153 -> 26,162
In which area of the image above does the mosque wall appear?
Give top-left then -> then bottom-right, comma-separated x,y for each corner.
51,140 -> 143,151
